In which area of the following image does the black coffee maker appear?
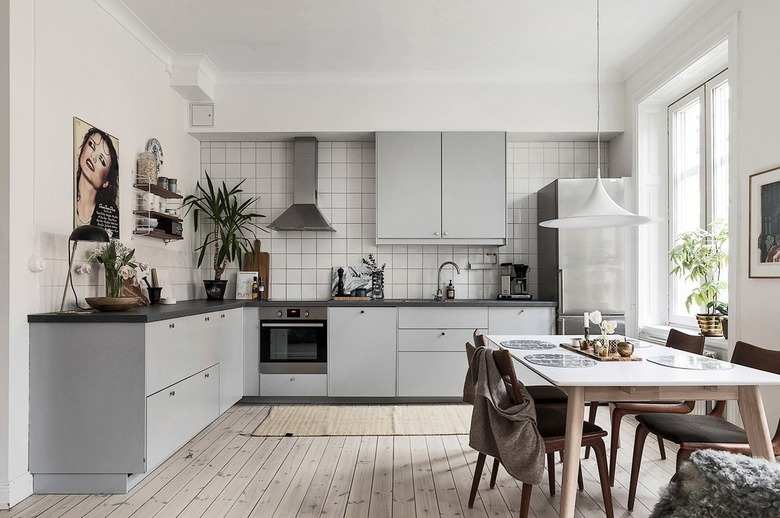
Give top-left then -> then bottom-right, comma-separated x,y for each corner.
511,264 -> 532,299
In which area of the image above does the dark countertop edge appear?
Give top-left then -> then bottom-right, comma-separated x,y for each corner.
29,298 -> 556,323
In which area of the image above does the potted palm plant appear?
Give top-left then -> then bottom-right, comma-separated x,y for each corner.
182,172 -> 266,300
669,222 -> 728,336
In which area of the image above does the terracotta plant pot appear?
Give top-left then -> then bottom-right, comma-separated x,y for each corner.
696,314 -> 723,337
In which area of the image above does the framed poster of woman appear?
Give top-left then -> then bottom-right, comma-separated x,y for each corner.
750,165 -> 780,277
73,117 -> 120,238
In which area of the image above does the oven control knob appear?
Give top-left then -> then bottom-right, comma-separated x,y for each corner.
304,311 -> 310,317
276,311 -> 283,318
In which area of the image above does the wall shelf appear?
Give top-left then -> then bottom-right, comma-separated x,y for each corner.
133,182 -> 184,244
132,210 -> 182,223
133,183 -> 183,199
132,230 -> 183,242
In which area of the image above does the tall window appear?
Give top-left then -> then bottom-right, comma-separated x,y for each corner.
668,70 -> 729,327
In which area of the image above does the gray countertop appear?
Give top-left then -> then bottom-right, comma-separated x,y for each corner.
29,298 -> 556,323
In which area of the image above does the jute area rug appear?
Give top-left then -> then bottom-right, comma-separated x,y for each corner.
251,404 -> 472,437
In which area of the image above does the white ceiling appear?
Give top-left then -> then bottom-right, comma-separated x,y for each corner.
122,0 -> 707,84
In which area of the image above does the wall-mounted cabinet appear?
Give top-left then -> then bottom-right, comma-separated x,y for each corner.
376,131 -> 506,245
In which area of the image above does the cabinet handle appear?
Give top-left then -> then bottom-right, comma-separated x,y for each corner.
519,309 -> 525,314
289,377 -> 296,382
205,373 -> 210,378
443,231 -> 448,236
169,390 -> 175,397
169,323 -> 175,329
221,314 -> 225,318
360,310 -> 365,314
434,231 -> 440,236
205,316 -> 210,322
441,331 -> 446,336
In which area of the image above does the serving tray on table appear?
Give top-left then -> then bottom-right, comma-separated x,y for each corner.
560,343 -> 643,362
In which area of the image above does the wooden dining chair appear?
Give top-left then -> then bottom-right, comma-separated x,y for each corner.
604,328 -> 705,484
627,340 -> 780,511
467,347 -> 614,518
472,331 -> 571,496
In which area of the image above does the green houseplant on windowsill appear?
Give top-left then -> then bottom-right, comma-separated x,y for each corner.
669,221 -> 728,337
182,172 -> 266,300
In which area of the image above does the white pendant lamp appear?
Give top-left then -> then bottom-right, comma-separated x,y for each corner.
539,0 -> 650,229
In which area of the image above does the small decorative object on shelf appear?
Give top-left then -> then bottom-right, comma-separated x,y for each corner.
86,239 -> 148,301
362,253 -> 386,300
137,151 -> 157,184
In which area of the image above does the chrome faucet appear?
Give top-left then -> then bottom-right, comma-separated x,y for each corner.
434,261 -> 461,301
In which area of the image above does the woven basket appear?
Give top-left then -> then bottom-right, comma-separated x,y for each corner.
696,314 -> 723,337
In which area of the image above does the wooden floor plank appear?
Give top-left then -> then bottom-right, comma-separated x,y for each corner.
319,436 -> 361,518
8,403 -> 686,518
245,437 -> 314,517
296,436 -> 345,517
267,437 -> 329,518
199,437 -> 282,518
425,436 -> 462,518
440,435 -> 489,518
392,436 -> 416,518
343,436 -> 377,518
367,436 -> 393,518
410,435 -> 440,518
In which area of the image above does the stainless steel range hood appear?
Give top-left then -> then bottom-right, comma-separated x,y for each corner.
267,137 -> 335,232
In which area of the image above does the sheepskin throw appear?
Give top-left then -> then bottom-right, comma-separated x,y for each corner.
650,449 -> 780,518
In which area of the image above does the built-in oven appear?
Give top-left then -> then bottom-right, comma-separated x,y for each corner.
259,306 -> 327,374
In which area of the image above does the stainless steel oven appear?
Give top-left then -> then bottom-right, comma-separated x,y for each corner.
259,306 -> 327,374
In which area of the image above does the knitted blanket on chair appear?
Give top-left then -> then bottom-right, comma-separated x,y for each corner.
650,449 -> 780,518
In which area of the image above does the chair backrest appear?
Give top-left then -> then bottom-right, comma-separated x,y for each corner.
492,348 -> 526,405
666,328 -> 705,355
731,341 -> 780,375
473,329 -> 486,348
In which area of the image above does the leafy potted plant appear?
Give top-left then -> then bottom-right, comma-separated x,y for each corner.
182,172 -> 266,300
669,222 -> 728,336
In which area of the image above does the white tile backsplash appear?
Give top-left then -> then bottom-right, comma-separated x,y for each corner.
200,140 -> 604,301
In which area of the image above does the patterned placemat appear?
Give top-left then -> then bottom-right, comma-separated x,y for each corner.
646,355 -> 734,370
524,353 -> 597,368
500,339 -> 557,350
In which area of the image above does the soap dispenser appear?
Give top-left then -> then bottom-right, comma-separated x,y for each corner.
445,280 -> 455,300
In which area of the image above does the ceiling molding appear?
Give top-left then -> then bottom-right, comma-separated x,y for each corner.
94,0 -> 174,66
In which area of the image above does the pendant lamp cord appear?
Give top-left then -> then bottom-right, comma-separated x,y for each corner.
596,0 -> 601,179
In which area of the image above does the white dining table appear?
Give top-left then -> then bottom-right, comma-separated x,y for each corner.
486,334 -> 780,518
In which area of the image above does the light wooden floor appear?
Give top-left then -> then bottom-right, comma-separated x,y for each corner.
3,403 -> 680,518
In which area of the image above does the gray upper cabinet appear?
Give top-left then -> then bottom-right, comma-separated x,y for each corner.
376,131 -> 506,245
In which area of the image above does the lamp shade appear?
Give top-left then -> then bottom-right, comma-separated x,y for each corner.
539,176 -> 652,229
69,225 -> 110,242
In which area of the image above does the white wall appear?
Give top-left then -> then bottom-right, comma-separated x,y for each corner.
613,0 -> 780,425
192,82 -> 625,135
1,0 -> 201,507
199,140 -> 603,300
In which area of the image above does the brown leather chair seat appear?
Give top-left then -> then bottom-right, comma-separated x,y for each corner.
527,385 -> 568,404
535,407 -> 605,438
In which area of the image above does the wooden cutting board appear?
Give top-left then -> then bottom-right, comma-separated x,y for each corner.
243,239 -> 270,300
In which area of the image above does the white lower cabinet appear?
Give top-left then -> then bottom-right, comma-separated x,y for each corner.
397,307 -> 488,397
488,307 -> 555,334
261,374 -> 327,396
217,309 -> 244,412
146,365 -> 219,470
328,307 -> 397,397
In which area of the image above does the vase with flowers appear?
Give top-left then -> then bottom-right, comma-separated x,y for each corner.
362,253 -> 386,299
588,310 -> 617,355
88,239 -> 148,298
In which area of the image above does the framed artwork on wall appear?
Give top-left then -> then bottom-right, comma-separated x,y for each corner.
749,165 -> 780,277
73,117 -> 120,238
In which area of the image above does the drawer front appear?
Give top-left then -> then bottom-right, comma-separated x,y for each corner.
146,313 -> 219,396
398,307 -> 488,329
488,307 -> 555,335
260,374 -> 328,397
397,352 -> 467,397
398,328 -> 474,352
146,364 -> 219,470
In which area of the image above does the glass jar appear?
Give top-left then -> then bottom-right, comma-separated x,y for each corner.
137,151 -> 157,184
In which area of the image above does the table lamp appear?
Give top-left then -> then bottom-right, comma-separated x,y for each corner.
59,225 -> 110,312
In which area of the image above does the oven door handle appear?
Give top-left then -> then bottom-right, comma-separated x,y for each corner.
260,322 -> 325,328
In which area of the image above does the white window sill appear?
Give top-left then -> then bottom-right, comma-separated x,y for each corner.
638,324 -> 729,359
